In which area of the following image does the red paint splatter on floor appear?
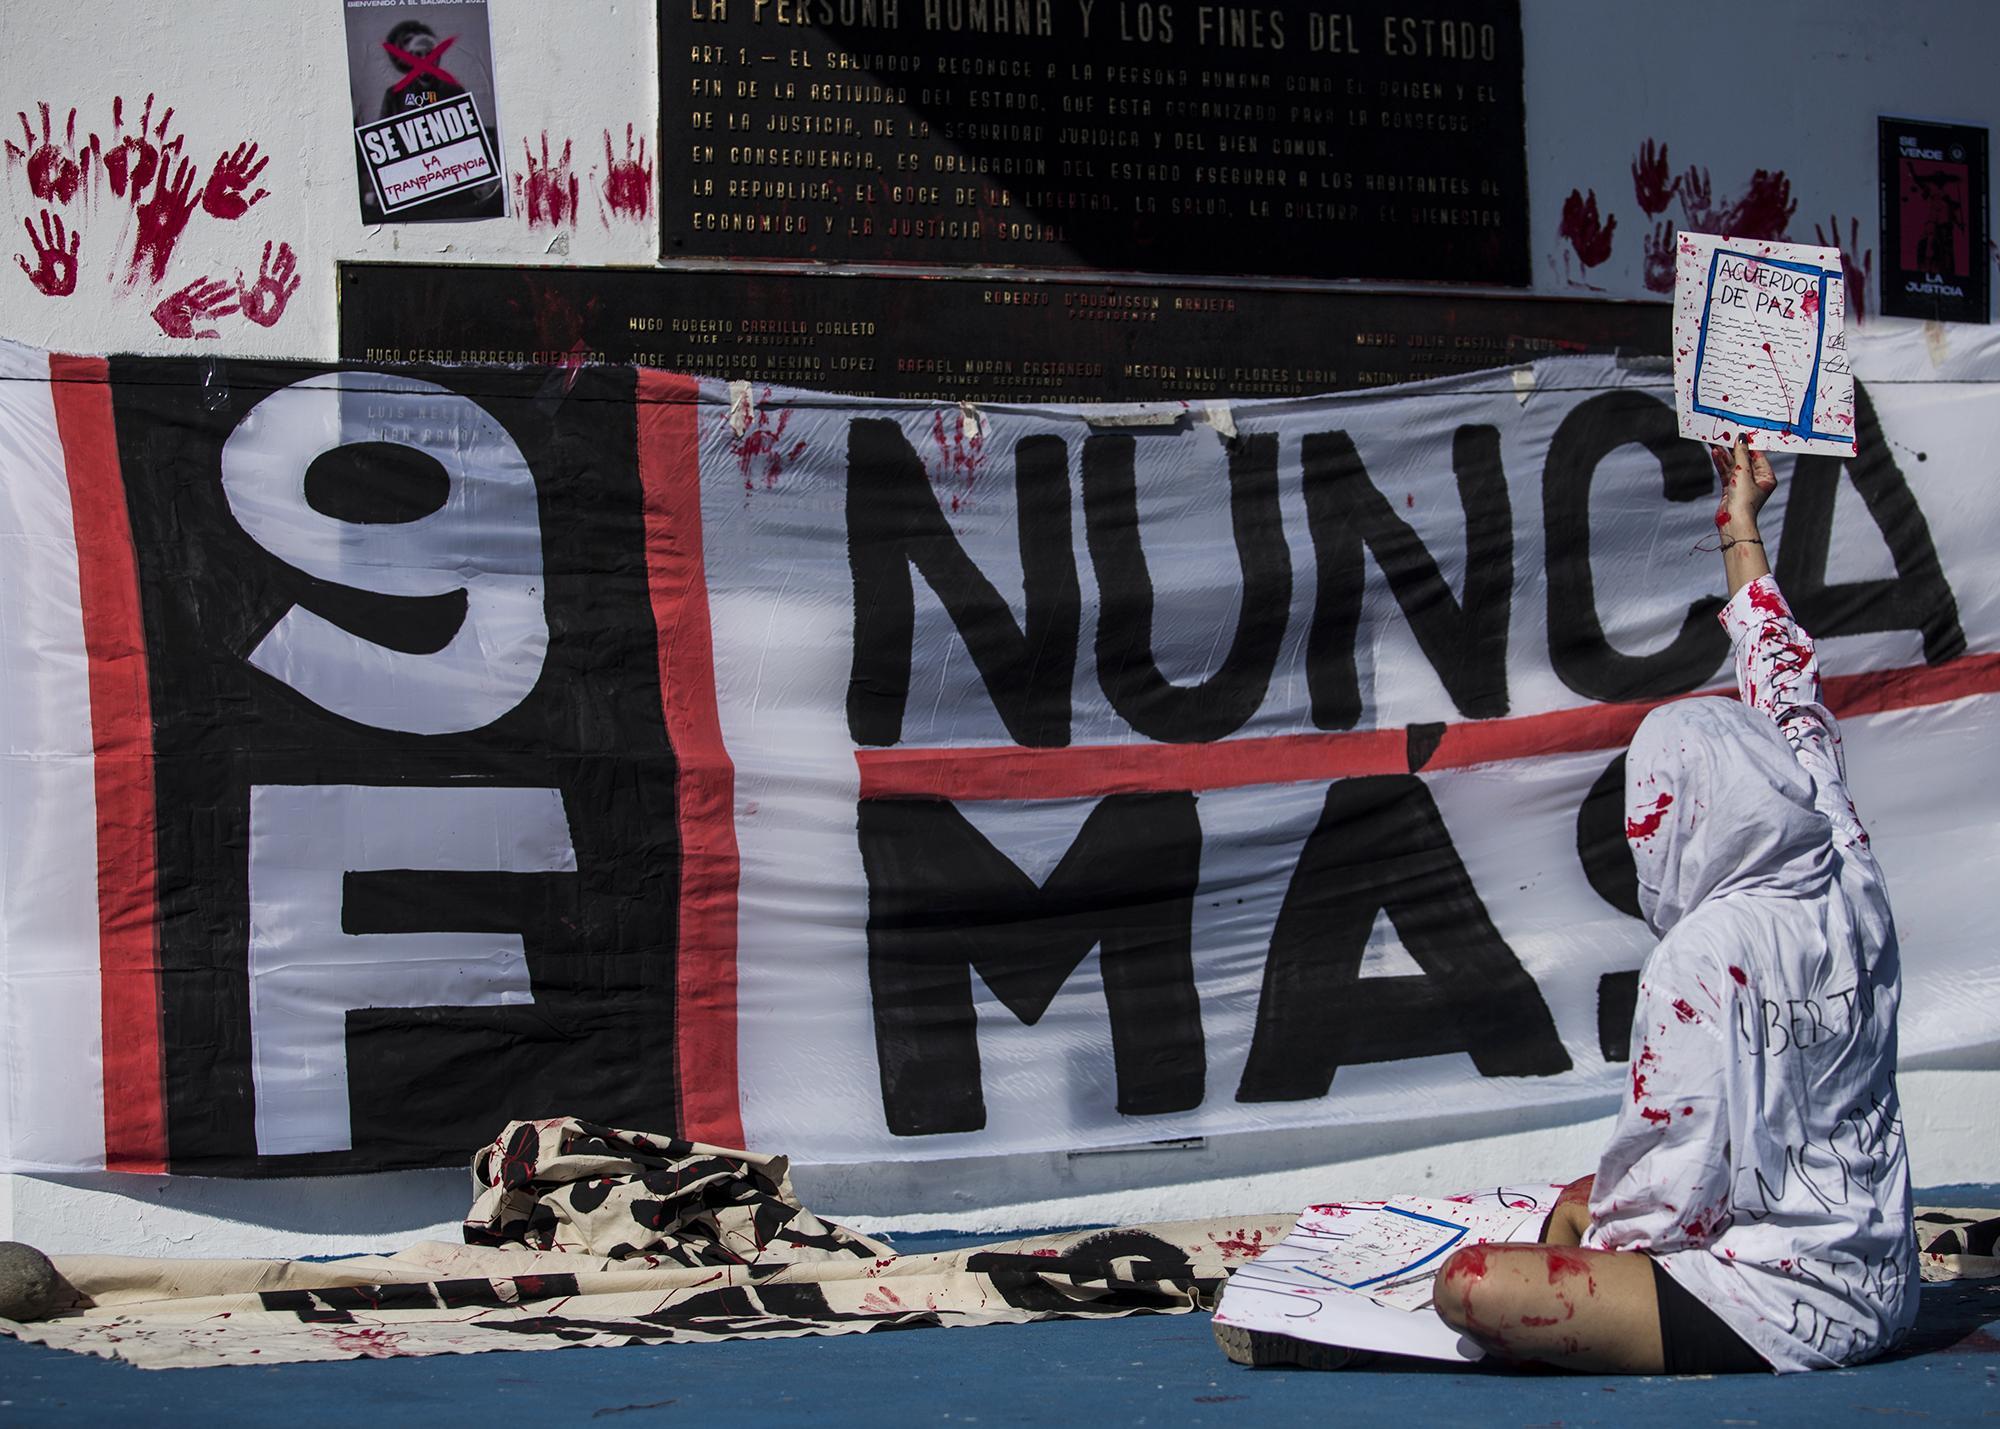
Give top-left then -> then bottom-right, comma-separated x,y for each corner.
1209,1229 -> 1268,1262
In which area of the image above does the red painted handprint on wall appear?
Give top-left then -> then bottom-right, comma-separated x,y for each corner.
1813,214 -> 1874,324
149,275 -> 238,339
599,124 -> 654,224
94,93 -> 178,205
129,150 -> 198,284
6,92 -> 303,335
15,211 -> 79,296
7,104 -> 90,205
1557,188 -> 1617,286
235,240 -> 300,327
515,134 -> 579,228
201,142 -> 270,221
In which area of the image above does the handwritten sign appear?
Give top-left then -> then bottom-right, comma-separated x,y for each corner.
1673,231 -> 1856,456
1211,1186 -> 1558,1362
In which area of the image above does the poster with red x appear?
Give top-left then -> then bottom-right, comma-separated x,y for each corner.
344,0 -> 507,221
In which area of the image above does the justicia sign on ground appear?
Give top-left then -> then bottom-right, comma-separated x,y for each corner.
0,341 -> 1992,1175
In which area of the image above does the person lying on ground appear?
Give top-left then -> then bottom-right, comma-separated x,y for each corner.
1429,437 -> 1920,1375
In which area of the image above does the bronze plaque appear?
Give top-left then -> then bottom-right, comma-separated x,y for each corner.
339,263 -> 1666,402
660,0 -> 1529,284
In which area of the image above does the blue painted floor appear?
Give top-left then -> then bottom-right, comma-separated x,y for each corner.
3,1217 -> 1996,1426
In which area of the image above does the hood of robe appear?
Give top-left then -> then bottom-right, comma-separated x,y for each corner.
1624,697 -> 1835,937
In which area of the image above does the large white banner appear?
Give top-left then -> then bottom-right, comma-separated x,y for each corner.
701,353 -> 2000,1162
0,342 -> 1994,1175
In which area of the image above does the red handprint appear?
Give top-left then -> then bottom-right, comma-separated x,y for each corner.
1679,166 -> 1716,231
128,148 -> 199,284
150,276 -> 237,339
15,210 -> 79,296
1558,187 -> 1616,271
1813,214 -> 1873,324
6,103 -> 90,205
236,240 -> 300,327
600,124 -> 654,223
1728,169 -> 1795,241
201,142 -> 270,220
1631,139 -> 1677,218
93,93 -> 178,205
514,134 -> 579,228
1642,219 -> 1678,294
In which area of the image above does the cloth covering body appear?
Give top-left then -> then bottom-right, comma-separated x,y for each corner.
1585,575 -> 1920,1371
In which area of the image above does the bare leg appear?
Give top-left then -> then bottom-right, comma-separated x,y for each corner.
1431,1244 -> 1664,1373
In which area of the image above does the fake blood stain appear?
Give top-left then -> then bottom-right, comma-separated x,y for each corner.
1625,792 -> 1673,841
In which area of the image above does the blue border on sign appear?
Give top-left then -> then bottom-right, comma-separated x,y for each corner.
1690,247 -> 1844,441
1317,1206 -> 1472,1291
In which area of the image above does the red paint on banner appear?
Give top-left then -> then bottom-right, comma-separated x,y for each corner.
50,354 -> 168,1173
857,650 -> 2000,802
1640,1106 -> 1673,1126
729,387 -> 808,491
637,369 -> 745,1148
1729,965 -> 1748,985
1209,1229 -> 1267,1261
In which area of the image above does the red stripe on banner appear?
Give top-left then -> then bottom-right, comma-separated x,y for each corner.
638,369 -> 746,1148
858,650 -> 2000,802
49,354 -> 168,1174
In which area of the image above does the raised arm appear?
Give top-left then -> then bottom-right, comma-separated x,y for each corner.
1710,438 -> 1872,855
1713,436 -> 1775,602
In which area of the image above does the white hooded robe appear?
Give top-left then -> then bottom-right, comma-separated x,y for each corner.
1581,574 -> 1919,1372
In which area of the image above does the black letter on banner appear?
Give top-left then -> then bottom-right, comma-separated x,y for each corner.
1236,774 -> 1571,1102
1775,384 -> 1965,663
859,793 -> 1205,1136
1083,432 -> 1290,743
846,420 -> 1077,747
1302,425 -> 1513,730
1545,392 -> 1726,701
1576,753 -> 1642,920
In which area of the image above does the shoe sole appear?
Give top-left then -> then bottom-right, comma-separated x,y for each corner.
1213,1321 -> 1358,1371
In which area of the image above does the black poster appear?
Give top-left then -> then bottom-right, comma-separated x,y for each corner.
109,361 -> 681,1173
1878,116 -> 1990,324
339,262 -> 1666,402
661,0 -> 1528,284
